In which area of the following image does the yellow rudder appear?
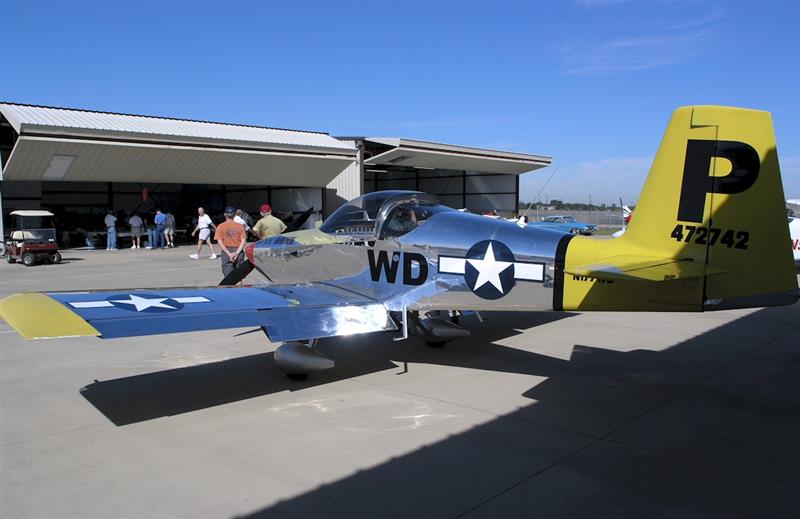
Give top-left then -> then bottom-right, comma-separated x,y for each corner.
558,106 -> 798,312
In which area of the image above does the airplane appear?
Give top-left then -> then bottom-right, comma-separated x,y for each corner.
1,105 -> 798,381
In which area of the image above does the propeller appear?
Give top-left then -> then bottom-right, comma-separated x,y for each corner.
219,206 -> 314,286
219,243 -> 256,286
283,206 -> 314,233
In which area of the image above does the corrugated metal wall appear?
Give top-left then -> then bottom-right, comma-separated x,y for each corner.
325,140 -> 362,216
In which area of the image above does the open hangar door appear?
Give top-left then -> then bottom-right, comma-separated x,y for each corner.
359,138 -> 551,216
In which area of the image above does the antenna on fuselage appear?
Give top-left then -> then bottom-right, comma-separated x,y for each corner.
522,164 -> 560,217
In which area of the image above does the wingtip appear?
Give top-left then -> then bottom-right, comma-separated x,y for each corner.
0,293 -> 101,340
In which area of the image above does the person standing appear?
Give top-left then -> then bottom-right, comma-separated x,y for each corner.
214,206 -> 247,278
253,204 -> 286,239
190,206 -> 217,259
104,210 -> 117,250
164,210 -> 176,248
153,209 -> 167,249
128,213 -> 143,249
234,209 -> 251,235
145,213 -> 156,249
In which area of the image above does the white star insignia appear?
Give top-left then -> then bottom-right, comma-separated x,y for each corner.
110,294 -> 178,312
466,242 -> 513,293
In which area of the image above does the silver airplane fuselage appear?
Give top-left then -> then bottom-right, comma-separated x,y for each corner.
248,191 -> 569,313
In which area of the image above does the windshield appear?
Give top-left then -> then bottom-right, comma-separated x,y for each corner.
9,215 -> 56,242
320,192 -> 402,234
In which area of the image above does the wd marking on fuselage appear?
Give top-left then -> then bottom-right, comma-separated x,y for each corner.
367,250 -> 428,286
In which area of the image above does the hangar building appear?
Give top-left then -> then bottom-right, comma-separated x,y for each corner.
0,103 -> 551,240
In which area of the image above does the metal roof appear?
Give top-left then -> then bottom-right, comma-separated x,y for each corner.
0,103 -> 357,186
363,137 -> 551,175
0,103 -> 355,155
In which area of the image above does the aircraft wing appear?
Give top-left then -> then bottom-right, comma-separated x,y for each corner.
0,284 -> 397,341
565,256 -> 727,282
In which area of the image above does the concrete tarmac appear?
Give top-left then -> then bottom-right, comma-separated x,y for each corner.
1,246 -> 798,518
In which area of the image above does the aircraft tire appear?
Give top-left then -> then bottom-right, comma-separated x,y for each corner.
286,373 -> 309,381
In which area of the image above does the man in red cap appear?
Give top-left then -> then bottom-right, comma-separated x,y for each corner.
253,203 -> 286,239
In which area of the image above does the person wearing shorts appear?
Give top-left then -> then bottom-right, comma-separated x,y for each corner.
128,213 -> 143,249
190,207 -> 217,259
164,210 -> 176,248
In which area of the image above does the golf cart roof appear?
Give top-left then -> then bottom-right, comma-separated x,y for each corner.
10,210 -> 54,217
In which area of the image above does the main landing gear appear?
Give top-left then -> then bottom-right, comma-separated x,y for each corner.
272,311 -> 475,380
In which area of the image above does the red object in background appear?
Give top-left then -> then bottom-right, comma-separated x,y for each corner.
245,242 -> 256,264
142,187 -> 149,202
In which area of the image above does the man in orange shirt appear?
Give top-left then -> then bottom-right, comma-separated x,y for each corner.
214,206 -> 247,278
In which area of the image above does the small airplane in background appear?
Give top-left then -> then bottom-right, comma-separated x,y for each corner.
2,106 -> 798,381
789,211 -> 800,265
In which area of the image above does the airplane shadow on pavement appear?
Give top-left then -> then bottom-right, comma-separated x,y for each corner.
79,305 -> 800,517
241,305 -> 800,518
79,311 -> 577,426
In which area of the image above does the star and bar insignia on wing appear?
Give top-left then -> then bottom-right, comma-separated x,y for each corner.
68,294 -> 211,313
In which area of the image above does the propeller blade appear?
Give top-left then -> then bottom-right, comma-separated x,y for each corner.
283,206 -> 314,233
219,260 -> 254,286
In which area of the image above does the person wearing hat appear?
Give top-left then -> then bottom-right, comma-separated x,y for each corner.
214,206 -> 248,277
253,203 -> 286,239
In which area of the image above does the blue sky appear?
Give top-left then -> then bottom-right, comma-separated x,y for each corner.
1,0 -> 798,204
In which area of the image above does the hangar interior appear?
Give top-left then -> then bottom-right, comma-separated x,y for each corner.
1,103 -> 551,242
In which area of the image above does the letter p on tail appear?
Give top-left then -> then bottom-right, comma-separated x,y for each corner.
560,106 -> 798,312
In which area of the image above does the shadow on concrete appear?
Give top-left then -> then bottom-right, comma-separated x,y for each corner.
232,305 -> 800,518
80,311 -> 576,426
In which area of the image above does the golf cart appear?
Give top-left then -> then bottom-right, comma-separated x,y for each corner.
5,210 -> 62,266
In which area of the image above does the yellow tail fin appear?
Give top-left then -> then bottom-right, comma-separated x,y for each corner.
560,106 -> 798,311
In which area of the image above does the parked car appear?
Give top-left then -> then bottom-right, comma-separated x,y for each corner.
530,215 -> 597,235
4,210 -> 62,266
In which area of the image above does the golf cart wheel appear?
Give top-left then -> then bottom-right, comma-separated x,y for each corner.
286,373 -> 309,381
22,253 -> 36,266
6,255 -> 15,264
49,252 -> 62,264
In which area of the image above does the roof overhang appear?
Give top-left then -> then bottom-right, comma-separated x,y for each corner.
0,103 -> 357,186
1,135 -> 355,186
363,138 -> 551,175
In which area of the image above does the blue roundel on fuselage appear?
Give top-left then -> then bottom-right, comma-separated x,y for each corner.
464,240 -> 516,300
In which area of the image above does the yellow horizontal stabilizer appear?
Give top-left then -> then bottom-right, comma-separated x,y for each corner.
0,293 -> 100,340
566,256 -> 727,282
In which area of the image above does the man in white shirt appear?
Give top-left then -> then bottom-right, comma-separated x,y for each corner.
189,207 -> 218,259
234,209 -> 251,235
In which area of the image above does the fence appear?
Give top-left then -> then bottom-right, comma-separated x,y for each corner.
520,208 -> 624,227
